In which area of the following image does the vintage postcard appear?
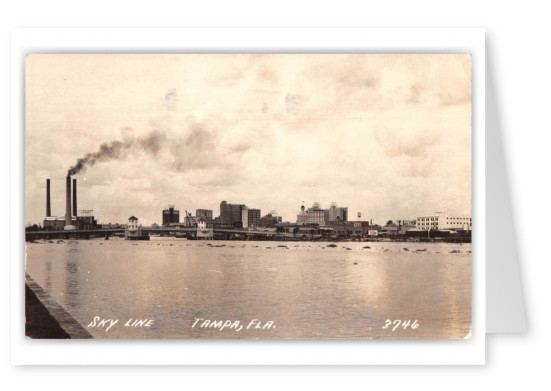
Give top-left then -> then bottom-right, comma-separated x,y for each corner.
24,53 -> 472,340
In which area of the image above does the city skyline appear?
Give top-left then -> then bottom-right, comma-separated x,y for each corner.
25,54 -> 471,226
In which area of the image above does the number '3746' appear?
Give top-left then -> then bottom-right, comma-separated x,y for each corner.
382,319 -> 420,331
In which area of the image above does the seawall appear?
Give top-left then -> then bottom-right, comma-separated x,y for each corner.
25,274 -> 93,339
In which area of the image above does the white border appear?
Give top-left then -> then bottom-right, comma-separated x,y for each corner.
10,28 -> 485,365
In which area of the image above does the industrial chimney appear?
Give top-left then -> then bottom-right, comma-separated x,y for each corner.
64,175 -> 76,230
46,179 -> 51,217
73,178 -> 77,217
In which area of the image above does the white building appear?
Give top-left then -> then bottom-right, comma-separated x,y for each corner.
416,213 -> 471,231
296,202 -> 327,225
125,216 -> 149,240
241,207 -> 249,228
196,218 -> 213,239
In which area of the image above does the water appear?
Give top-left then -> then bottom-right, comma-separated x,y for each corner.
25,237 -> 471,339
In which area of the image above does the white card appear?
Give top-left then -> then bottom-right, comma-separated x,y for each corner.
11,27 -> 490,365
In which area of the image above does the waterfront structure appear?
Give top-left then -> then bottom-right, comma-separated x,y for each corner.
196,218 -> 214,240
162,205 -> 180,226
125,216 -> 149,240
416,213 -> 472,231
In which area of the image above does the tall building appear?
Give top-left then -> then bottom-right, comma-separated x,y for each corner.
297,204 -> 308,225
241,206 -> 249,228
162,205 -> 180,226
220,201 -> 232,227
248,208 -> 261,228
328,202 -> 348,222
220,201 -> 255,228
231,204 -> 245,227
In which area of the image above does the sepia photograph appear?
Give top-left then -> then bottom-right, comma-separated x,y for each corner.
24,53 -> 472,339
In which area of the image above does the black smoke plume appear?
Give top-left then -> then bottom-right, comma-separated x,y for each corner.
68,130 -> 165,176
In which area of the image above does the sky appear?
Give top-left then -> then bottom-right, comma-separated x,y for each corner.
25,54 -> 471,226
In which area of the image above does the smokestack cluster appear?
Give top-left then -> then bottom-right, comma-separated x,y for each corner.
46,177 -> 79,229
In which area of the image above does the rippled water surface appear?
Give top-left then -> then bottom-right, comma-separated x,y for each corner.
25,237 -> 471,339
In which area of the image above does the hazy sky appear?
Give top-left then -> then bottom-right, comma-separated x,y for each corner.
25,54 -> 471,226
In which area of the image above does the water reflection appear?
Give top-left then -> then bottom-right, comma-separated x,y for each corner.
25,238 -> 471,339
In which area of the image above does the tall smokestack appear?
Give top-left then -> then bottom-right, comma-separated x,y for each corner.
73,178 -> 77,217
46,179 -> 51,217
65,175 -> 72,228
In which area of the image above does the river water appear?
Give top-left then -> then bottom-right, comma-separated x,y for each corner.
25,237 -> 471,339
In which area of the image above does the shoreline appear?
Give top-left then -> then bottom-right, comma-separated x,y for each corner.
25,274 -> 93,339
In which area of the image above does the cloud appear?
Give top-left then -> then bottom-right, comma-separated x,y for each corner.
26,54 -> 472,225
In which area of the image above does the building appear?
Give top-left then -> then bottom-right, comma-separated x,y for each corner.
42,177 -> 99,231
397,219 -> 417,234
162,205 -> 180,226
260,213 -> 279,228
241,206 -> 249,228
43,216 -> 71,231
296,202 -> 328,225
248,208 -> 261,228
220,201 -> 259,228
43,211 -> 99,231
196,209 -> 213,225
196,218 -> 213,240
297,205 -> 308,225
230,204 -> 244,227
328,202 -> 348,222
125,216 -> 149,240
380,222 -> 399,235
220,201 -> 246,227
416,213 -> 472,231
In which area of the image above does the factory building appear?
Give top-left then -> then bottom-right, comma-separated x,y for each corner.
162,205 -> 180,226
42,177 -> 99,230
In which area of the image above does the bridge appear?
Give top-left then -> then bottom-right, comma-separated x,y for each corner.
25,227 -> 319,241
